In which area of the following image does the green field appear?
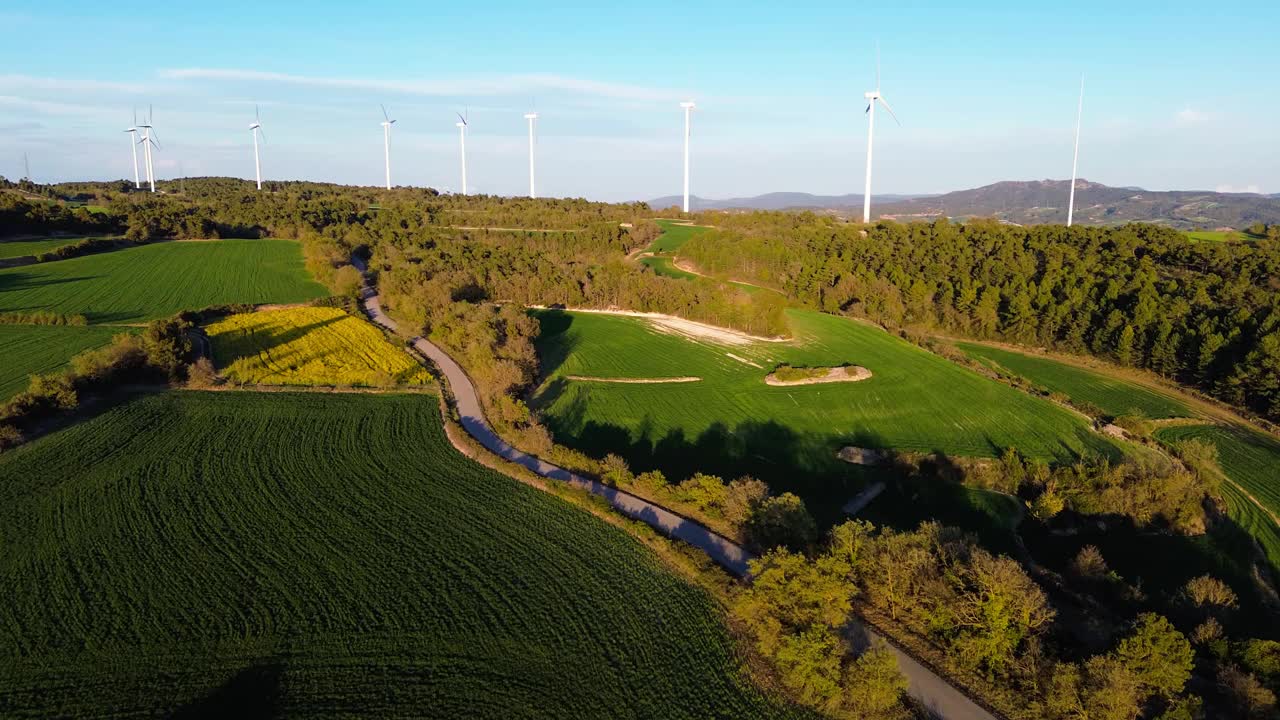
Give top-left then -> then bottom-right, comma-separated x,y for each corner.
640,254 -> 698,279
533,308 -> 1122,517
0,391 -> 799,718
0,237 -> 78,260
647,220 -> 709,254
958,342 -> 1191,419
1185,230 -> 1264,243
0,240 -> 326,324
1155,424 -> 1280,571
0,324 -> 127,400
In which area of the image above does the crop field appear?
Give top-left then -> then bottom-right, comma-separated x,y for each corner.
640,254 -> 697,279
532,308 -> 1123,519
1155,424 -> 1280,571
0,239 -> 326,324
1185,230 -> 1264,243
0,391 -> 800,718
0,324 -> 126,400
0,237 -> 78,260
207,307 -> 431,387
958,342 -> 1191,419
646,220 -> 709,254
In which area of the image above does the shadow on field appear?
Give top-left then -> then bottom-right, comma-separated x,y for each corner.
529,309 -> 579,381
171,663 -> 284,720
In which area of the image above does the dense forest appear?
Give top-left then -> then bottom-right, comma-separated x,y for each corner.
680,213 -> 1280,423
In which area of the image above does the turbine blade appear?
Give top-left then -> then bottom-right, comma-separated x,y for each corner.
258,127 -> 266,144
381,104 -> 389,121
255,104 -> 261,123
865,103 -> 871,114
456,111 -> 467,126
876,40 -> 881,91
878,97 -> 901,126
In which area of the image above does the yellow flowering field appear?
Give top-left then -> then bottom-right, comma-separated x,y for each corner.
206,306 -> 431,387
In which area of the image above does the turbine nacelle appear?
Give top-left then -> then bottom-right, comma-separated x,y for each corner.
523,112 -> 538,120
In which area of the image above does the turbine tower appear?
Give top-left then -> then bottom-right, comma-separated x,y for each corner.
249,104 -> 265,191
456,110 -> 469,195
380,105 -> 396,190
22,152 -> 30,182
125,110 -> 140,189
138,106 -> 158,193
861,46 -> 900,224
680,101 -> 695,213
1067,75 -> 1085,227
524,111 -> 538,198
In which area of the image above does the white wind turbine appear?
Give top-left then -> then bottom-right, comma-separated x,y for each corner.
861,46 -> 900,224
380,105 -> 396,189
249,104 -> 266,191
138,105 -> 159,193
524,111 -> 538,198
680,100 -> 695,213
455,110 -> 469,195
1067,75 -> 1085,227
124,109 -> 140,189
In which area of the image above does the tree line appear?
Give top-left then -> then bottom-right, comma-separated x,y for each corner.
680,214 -> 1280,423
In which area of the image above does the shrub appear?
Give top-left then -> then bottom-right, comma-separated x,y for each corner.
744,492 -> 817,551
185,357 -> 220,388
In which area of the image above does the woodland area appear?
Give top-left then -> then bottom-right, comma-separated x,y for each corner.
680,213 -> 1280,423
4,178 -> 1279,718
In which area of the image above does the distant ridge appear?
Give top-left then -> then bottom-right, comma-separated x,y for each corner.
647,191 -> 933,212
651,180 -> 1280,229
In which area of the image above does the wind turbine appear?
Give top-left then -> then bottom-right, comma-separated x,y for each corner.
456,110 -> 469,195
680,101 -> 695,213
524,111 -> 538,198
138,105 -> 159,193
22,152 -> 30,182
249,104 -> 265,191
861,45 -> 900,224
1067,75 -> 1084,227
124,110 -> 140,189
380,105 -> 395,189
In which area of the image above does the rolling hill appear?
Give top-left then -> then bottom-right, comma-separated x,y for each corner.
652,180 -> 1280,229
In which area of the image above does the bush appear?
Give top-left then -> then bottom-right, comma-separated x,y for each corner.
0,424 -> 22,451
744,493 -> 817,551
186,357 -> 220,388
0,311 -> 88,326
771,364 -> 828,382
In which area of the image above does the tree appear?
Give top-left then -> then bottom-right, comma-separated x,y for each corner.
744,492 -> 817,551
1071,545 -> 1109,578
1113,613 -> 1193,698
1181,574 -> 1238,616
843,643 -> 909,718
773,628 -> 845,713
1218,664 -> 1277,719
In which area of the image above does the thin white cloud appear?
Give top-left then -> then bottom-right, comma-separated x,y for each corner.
0,74 -> 145,94
1174,107 -> 1208,127
159,68 -> 681,103
0,95 -> 108,116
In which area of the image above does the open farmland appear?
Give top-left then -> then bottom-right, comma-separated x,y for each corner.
646,220 -> 709,253
1155,424 -> 1280,572
0,240 -> 326,324
958,341 -> 1192,419
532,308 -> 1123,519
0,324 -> 126,400
0,391 -> 799,718
0,237 -> 79,260
207,306 -> 430,387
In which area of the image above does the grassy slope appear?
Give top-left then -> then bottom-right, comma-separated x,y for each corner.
0,239 -> 326,324
647,220 -> 709,253
0,391 -> 798,719
1185,230 -> 1264,243
639,255 -> 697,279
0,238 -> 78,260
1155,424 -> 1280,571
532,308 -> 1120,521
0,325 -> 126,400
958,342 -> 1191,419
207,307 -> 430,387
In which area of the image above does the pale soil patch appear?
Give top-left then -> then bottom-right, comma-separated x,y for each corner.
726,352 -> 763,369
765,366 -> 872,386
530,305 -> 792,345
565,375 -> 701,384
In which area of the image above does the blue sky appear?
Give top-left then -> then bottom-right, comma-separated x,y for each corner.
2,1 -> 1277,200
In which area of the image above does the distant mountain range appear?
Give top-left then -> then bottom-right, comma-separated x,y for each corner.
650,180 -> 1280,229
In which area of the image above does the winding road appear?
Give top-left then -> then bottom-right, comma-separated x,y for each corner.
355,263 -> 997,720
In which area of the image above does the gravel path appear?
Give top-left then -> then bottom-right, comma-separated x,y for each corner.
354,261 -> 998,720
